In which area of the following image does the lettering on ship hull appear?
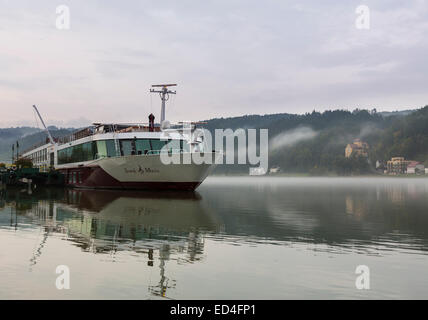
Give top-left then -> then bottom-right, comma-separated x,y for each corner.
60,166 -> 201,191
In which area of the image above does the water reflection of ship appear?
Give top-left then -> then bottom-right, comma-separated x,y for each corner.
1,188 -> 219,298
62,189 -> 216,232
62,190 -> 217,297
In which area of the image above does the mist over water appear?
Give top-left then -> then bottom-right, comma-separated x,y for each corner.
1,177 -> 428,299
270,127 -> 318,151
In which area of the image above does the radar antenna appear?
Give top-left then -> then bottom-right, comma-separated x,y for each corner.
149,84 -> 177,123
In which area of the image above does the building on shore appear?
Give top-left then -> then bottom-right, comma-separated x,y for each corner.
345,139 -> 369,158
269,167 -> 281,174
386,157 -> 425,175
376,160 -> 386,172
387,157 -> 409,174
406,161 -> 425,174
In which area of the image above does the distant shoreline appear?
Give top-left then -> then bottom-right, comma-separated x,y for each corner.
210,173 -> 428,178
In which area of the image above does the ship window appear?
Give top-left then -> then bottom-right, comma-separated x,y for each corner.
96,141 -> 108,158
58,141 -> 98,165
150,139 -> 167,154
120,140 -> 134,156
71,144 -> 84,163
56,138 -> 189,164
106,140 -> 117,157
82,142 -> 97,161
66,147 -> 73,162
58,150 -> 66,165
181,140 -> 190,152
135,139 -> 151,155
166,140 -> 181,153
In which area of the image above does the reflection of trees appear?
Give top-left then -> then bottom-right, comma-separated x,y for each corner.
202,180 -> 428,249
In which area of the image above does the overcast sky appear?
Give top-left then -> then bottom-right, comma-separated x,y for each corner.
0,0 -> 427,128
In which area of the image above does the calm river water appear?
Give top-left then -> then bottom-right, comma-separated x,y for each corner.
1,177 -> 428,299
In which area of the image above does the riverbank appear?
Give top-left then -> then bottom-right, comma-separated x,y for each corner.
211,172 -> 428,178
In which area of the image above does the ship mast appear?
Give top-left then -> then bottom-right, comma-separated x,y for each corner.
33,105 -> 55,145
150,84 -> 176,124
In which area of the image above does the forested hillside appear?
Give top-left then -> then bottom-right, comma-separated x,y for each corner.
0,127 -> 74,163
370,107 -> 428,166
201,107 -> 425,175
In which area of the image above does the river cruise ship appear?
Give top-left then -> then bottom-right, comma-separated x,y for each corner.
21,85 -> 219,190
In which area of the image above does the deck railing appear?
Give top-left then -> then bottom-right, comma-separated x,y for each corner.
20,122 -> 198,156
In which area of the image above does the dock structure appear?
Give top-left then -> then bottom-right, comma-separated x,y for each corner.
0,167 -> 64,189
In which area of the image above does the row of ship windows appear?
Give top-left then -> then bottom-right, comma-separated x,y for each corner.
58,139 -> 190,165
27,148 -> 48,163
68,171 -> 83,184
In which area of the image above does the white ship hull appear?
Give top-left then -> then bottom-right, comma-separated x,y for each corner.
57,152 -> 220,190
